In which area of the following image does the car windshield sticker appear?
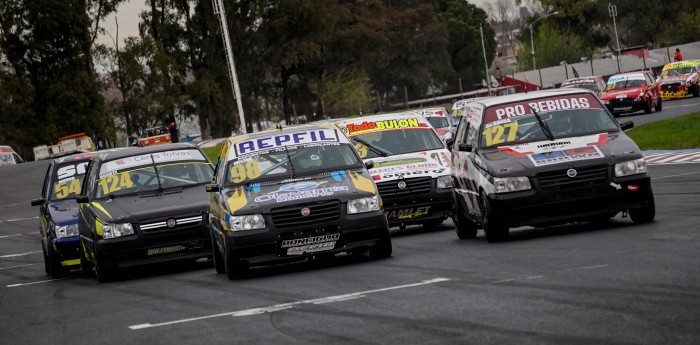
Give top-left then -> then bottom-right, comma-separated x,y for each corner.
663,62 -> 695,70
234,129 -> 339,157
342,118 -> 430,136
561,78 -> 596,86
230,160 -> 261,183
482,122 -> 518,147
54,179 -> 81,199
253,182 -> 349,203
483,94 -> 601,125
607,74 -> 645,83
97,172 -> 135,195
53,161 -> 90,199
528,145 -> 604,167
99,149 -> 206,178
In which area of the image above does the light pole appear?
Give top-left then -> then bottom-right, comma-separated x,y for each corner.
480,24 -> 492,96
529,11 -> 558,88
608,3 -> 623,72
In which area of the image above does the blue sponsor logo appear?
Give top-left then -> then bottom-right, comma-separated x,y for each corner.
279,181 -> 326,192
237,129 -> 338,155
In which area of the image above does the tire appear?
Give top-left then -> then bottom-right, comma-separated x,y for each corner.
94,252 -> 115,283
79,242 -> 95,278
42,247 -> 51,276
643,98 -> 652,114
480,193 -> 509,243
692,85 -> 699,97
369,234 -> 392,259
629,188 -> 656,224
212,235 -> 226,274
655,97 -> 662,112
224,249 -> 248,280
422,219 -> 444,228
45,247 -> 67,279
454,201 -> 477,239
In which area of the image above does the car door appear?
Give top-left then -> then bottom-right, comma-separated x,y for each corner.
646,72 -> 659,105
39,162 -> 54,251
77,159 -> 99,253
451,106 -> 483,215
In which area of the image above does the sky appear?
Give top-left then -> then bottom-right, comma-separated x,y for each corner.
98,0 -> 491,47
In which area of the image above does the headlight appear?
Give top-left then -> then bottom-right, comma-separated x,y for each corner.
55,224 -> 79,238
615,158 -> 647,177
347,195 -> 380,214
102,223 -> 134,239
437,175 -> 452,189
494,176 -> 531,193
228,214 -> 265,231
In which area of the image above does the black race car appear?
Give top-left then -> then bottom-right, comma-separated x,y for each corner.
76,144 -> 214,281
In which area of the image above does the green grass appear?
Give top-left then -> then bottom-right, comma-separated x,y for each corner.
626,111 -> 700,150
202,143 -> 222,164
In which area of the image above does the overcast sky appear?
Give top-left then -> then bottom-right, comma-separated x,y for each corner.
98,0 -> 491,47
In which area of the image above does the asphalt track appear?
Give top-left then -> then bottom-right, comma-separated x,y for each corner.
1,97 -> 699,344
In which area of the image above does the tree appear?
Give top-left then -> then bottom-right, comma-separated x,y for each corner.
517,24 -> 588,71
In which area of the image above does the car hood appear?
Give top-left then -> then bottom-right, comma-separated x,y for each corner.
48,200 -> 80,226
599,87 -> 646,100
658,74 -> 696,84
367,150 -> 451,182
223,169 -> 377,215
89,186 -> 210,223
480,132 -> 643,177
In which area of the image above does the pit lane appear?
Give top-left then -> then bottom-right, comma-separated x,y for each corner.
1,97 -> 699,344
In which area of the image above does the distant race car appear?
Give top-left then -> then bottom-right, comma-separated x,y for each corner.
415,107 -> 456,143
137,126 -> 172,147
599,71 -> 661,116
451,98 -> 484,123
0,146 -> 24,166
656,60 -> 700,99
560,76 -> 606,94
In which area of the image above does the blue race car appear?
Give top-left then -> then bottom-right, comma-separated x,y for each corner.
31,153 -> 95,277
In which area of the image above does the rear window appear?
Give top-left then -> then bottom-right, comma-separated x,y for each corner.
342,118 -> 444,159
427,117 -> 450,128
51,160 -> 92,200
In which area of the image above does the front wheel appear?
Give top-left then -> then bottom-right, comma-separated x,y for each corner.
454,202 -> 477,239
643,98 -> 652,114
692,85 -> 699,97
224,249 -> 248,280
629,188 -> 656,224
480,193 -> 509,243
45,247 -> 67,279
655,97 -> 662,111
369,234 -> 393,259
212,235 -> 226,274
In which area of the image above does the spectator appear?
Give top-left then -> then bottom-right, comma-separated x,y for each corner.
674,48 -> 683,62
167,117 -> 179,143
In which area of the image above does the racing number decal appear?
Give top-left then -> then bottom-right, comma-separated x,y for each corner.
98,173 -> 134,195
54,179 -> 81,199
482,123 -> 518,146
230,160 -> 261,183
354,142 -> 368,158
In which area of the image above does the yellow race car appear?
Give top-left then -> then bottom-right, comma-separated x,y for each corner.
656,60 -> 700,99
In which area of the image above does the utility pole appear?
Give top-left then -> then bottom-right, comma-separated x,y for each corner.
529,11 -> 558,88
609,3 -> 623,73
212,0 -> 246,134
480,25 -> 492,96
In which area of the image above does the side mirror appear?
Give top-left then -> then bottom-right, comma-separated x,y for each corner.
30,198 -> 46,206
364,160 -> 375,170
205,184 -> 221,193
620,121 -> 634,131
445,138 -> 456,151
458,143 -> 473,152
75,195 -> 89,203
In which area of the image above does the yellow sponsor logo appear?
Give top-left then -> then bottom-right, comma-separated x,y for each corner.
660,90 -> 687,99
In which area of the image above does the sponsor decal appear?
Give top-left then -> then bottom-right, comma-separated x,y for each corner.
397,181 -> 407,189
386,206 -> 431,219
100,149 -> 206,178
382,169 -> 446,178
344,118 -> 429,135
287,242 -> 336,256
613,106 -> 633,112
146,242 -> 203,256
660,90 -> 687,99
166,218 -> 177,228
566,168 -> 578,178
57,162 -> 89,181
610,182 -> 621,190
561,78 -> 596,86
301,207 -> 311,216
254,186 -> 349,203
374,157 -> 427,168
485,94 -> 599,123
279,181 -> 327,192
627,184 -> 640,192
236,129 -> 338,156
281,233 -> 340,248
528,146 -> 603,167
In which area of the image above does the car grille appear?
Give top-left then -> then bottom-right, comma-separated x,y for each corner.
138,215 -> 203,233
661,83 -> 681,91
376,176 -> 432,199
536,164 -> 609,191
608,98 -> 634,107
270,200 -> 340,229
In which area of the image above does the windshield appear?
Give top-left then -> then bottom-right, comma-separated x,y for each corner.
224,143 -> 362,186
350,127 -> 444,159
606,77 -> 647,90
660,67 -> 695,77
480,94 -> 618,148
427,117 -> 450,128
95,149 -> 213,198
50,161 -> 91,200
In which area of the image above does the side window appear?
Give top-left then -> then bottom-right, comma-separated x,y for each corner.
214,142 -> 230,185
466,123 -> 479,147
455,116 -> 469,145
81,160 -> 97,199
41,163 -> 53,199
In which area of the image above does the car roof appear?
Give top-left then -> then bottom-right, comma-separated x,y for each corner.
472,88 -> 596,108
224,123 -> 340,145
94,143 -> 198,161
336,111 -> 427,124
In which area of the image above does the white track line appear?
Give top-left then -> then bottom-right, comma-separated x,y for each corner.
491,275 -> 544,284
565,264 -> 609,271
652,171 -> 700,180
0,234 -> 23,239
6,278 -> 70,288
0,216 -> 39,223
0,251 -> 41,258
0,263 -> 38,270
129,277 -> 450,330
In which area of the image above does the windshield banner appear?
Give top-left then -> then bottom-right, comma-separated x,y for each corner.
483,94 -> 602,124
342,118 -> 430,136
234,129 -> 341,157
99,149 -> 206,178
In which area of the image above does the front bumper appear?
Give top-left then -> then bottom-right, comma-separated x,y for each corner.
604,98 -> 646,114
95,221 -> 212,269
659,83 -> 691,99
51,236 -> 81,267
487,173 -> 652,228
217,208 -> 389,267
378,179 -> 453,227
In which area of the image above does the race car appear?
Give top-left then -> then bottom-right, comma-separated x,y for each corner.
451,98 -> 483,123
137,126 -> 172,147
559,76 -> 606,94
206,124 -> 391,279
415,107 -> 456,143
451,88 -> 654,242
0,146 -> 24,166
76,144 -> 214,282
599,71 -> 661,116
30,153 -> 96,277
656,60 -> 700,99
337,113 -> 453,230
